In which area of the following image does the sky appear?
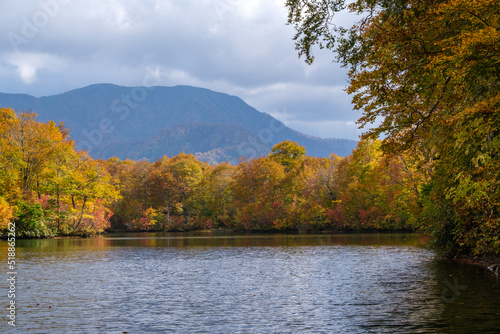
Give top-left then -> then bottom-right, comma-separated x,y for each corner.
0,0 -> 364,140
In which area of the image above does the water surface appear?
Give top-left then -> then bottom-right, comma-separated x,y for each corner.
1,233 -> 499,333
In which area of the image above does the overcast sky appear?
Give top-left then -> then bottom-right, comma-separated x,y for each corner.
0,0 -> 363,140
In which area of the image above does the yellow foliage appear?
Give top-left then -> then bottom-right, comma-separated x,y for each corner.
0,197 -> 14,230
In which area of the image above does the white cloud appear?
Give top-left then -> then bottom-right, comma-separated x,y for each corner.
86,1 -> 133,30
4,52 -> 67,84
0,0 -> 362,139
286,120 -> 363,140
18,64 -> 38,84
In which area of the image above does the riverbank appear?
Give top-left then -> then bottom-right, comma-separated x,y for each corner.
444,254 -> 500,276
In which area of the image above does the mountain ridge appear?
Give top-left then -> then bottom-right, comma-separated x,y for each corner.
0,84 -> 357,163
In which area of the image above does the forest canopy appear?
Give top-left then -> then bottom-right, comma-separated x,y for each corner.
1,108 -> 423,239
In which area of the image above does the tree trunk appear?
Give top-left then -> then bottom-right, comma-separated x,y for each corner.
166,203 -> 171,227
56,169 -> 61,230
74,195 -> 87,231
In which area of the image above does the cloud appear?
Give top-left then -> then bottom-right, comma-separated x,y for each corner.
3,52 -> 67,84
284,120 -> 363,141
0,0 -> 361,139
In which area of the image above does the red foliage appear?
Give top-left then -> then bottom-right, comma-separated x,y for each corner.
327,207 -> 348,229
357,207 -> 384,229
37,195 -> 51,210
92,199 -> 113,231
201,218 -> 213,230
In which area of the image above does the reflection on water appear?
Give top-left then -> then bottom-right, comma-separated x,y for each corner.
12,232 -> 430,250
0,233 -> 499,333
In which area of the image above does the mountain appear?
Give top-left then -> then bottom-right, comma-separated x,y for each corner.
0,84 -> 357,164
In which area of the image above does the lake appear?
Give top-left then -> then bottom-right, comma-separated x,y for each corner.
1,233 -> 499,333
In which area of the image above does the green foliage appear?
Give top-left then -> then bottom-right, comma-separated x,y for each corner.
15,201 -> 53,238
269,141 -> 306,170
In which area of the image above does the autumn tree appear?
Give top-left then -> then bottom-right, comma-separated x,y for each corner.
322,140 -> 423,230
143,157 -> 182,229
161,154 -> 204,229
39,132 -> 79,229
269,140 -> 306,171
166,154 -> 204,209
0,108 -> 120,237
197,163 -> 235,228
106,159 -> 151,230
0,109 -> 73,236
0,108 -> 21,203
286,0 -> 500,255
64,154 -> 119,234
11,113 -> 68,197
112,154 -> 205,231
317,153 -> 343,203
230,157 -> 286,230
287,155 -> 331,230
0,197 -> 14,230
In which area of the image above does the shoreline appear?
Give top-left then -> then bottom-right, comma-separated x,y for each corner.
443,254 -> 500,273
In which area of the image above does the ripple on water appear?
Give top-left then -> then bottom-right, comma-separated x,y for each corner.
1,233 -> 499,333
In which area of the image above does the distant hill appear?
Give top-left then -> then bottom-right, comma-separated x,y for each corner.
0,84 -> 357,164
